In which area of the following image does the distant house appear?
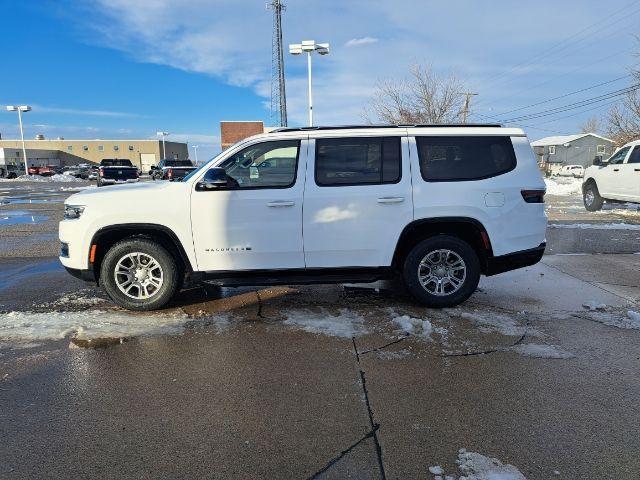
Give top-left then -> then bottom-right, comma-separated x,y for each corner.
531,133 -> 614,173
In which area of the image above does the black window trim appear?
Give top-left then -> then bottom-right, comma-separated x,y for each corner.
198,139 -> 302,192
314,136 -> 403,188
416,135 -> 517,183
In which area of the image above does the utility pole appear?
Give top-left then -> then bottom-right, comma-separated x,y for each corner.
268,0 -> 287,127
461,92 -> 478,123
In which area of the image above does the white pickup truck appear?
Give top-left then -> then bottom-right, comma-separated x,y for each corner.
59,125 -> 547,311
582,139 -> 640,211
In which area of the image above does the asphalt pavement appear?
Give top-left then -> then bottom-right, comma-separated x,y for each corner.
1,178 -> 639,479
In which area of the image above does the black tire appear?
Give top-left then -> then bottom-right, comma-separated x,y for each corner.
583,181 -> 604,211
100,238 -> 180,311
402,235 -> 481,308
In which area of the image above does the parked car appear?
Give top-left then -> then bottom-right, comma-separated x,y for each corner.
97,159 -> 139,187
150,159 -> 196,181
582,139 -> 640,211
88,166 -> 98,181
38,165 -> 61,177
27,166 -> 41,175
59,124 -> 547,311
63,165 -> 90,179
557,164 -> 584,178
0,164 -> 20,179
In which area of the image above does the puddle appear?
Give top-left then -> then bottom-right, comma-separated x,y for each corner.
0,259 -> 62,290
70,337 -> 128,349
0,210 -> 49,225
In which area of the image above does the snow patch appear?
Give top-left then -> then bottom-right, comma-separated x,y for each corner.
283,308 -> 366,338
549,223 -> 640,230
456,310 -> 534,337
1,174 -> 85,183
582,310 -> 640,330
429,449 -> 527,479
582,301 -> 607,311
544,177 -> 581,196
0,310 -> 190,341
60,185 -> 94,192
393,315 -> 434,338
510,343 -> 574,359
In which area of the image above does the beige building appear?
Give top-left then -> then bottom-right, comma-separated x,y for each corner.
0,138 -> 188,171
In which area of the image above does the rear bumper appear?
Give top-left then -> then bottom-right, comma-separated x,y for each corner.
100,178 -> 139,184
485,242 -> 545,276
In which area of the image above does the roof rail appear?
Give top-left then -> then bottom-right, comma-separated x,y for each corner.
270,123 -> 502,133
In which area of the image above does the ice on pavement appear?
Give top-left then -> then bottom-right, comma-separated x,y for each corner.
544,177 -> 581,196
429,449 -> 527,479
581,309 -> 640,330
456,310 -> 535,337
283,308 -> 367,338
510,343 -> 574,359
0,310 -> 191,341
582,301 -> 607,311
0,174 -> 84,183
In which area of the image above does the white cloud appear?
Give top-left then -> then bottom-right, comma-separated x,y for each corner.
345,37 -> 378,47
32,105 -> 145,118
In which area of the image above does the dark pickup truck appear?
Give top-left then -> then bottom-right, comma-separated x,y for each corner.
150,159 -> 196,181
97,159 -> 139,187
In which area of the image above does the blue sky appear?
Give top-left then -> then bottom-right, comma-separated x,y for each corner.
1,0 -> 639,160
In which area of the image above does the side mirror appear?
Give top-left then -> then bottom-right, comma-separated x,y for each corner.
196,167 -> 228,190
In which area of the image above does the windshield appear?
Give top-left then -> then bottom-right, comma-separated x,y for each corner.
183,150 -> 226,181
101,159 -> 134,167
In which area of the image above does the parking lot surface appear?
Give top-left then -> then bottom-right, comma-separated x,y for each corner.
1,177 -> 639,479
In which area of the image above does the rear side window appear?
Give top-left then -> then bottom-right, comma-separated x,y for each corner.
416,136 -> 516,182
315,137 -> 401,186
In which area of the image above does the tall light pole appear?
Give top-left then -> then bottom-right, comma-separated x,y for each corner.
289,40 -> 330,126
156,131 -> 169,159
192,145 -> 199,165
6,105 -> 32,176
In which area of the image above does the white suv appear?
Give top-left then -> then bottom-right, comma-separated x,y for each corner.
59,125 -> 547,311
582,139 -> 640,211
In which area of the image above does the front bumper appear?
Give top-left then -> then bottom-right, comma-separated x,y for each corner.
485,242 -> 546,276
64,266 -> 96,283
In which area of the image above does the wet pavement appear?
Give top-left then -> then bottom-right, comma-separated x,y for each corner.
1,179 -> 640,479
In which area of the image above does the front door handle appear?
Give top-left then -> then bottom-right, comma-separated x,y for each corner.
267,200 -> 295,207
635,169 -> 640,172
613,168 -> 620,172
377,197 -> 405,204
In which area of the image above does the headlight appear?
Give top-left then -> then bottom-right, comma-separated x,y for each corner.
64,205 -> 85,220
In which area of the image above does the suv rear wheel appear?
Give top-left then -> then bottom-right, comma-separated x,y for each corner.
402,235 -> 480,308
583,182 -> 604,211
100,238 -> 180,311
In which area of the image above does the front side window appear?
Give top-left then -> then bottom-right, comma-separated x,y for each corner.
627,146 -> 640,164
607,147 -> 630,165
416,136 -> 516,182
217,139 -> 299,189
315,137 -> 401,186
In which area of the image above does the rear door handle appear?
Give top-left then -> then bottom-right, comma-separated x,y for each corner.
377,196 -> 405,204
613,168 -> 620,172
267,200 -> 295,207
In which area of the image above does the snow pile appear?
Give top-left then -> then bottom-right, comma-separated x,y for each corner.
510,343 -> 574,359
549,223 -> 640,230
544,177 -> 581,196
393,315 -> 434,338
3,174 -> 85,183
0,310 -> 190,341
584,310 -> 640,330
283,308 -> 367,338
429,449 -> 527,479
582,301 -> 607,311
60,185 -> 94,192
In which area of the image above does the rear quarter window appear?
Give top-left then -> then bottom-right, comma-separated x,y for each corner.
416,136 -> 517,182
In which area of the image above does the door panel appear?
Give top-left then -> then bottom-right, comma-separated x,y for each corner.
191,139 -> 308,271
598,147 -> 630,198
626,146 -> 640,201
303,136 -> 413,268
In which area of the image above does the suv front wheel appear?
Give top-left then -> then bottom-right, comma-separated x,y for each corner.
100,238 -> 180,311
402,235 -> 480,308
583,181 -> 604,211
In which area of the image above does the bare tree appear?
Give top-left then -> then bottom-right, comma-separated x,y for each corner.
365,65 -> 468,124
579,116 -> 601,134
606,37 -> 640,145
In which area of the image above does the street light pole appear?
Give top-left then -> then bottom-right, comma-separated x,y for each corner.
6,105 -> 32,176
192,145 -> 199,165
157,131 -> 169,159
289,41 -> 330,127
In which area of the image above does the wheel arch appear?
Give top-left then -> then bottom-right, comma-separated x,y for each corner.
89,224 -> 194,282
392,217 -> 493,274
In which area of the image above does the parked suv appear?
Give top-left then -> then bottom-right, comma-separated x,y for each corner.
150,159 -> 196,181
59,125 -> 547,311
582,139 -> 640,211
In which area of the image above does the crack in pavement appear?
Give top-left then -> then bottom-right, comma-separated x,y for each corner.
359,336 -> 409,356
304,425 -> 380,480
352,337 -> 387,480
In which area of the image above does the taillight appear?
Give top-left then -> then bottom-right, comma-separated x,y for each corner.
99,169 -> 104,177
167,168 -> 173,179
521,189 -> 545,203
